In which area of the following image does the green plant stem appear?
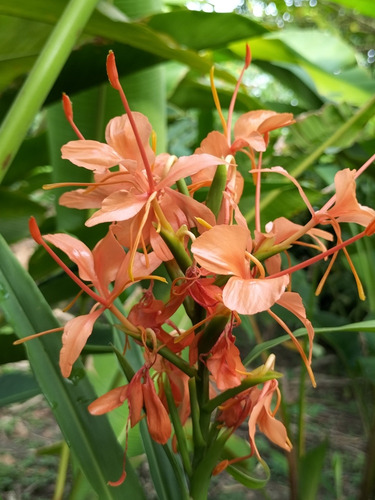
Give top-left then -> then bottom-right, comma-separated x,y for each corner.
164,376 -> 192,477
188,378 -> 206,448
189,428 -> 232,500
205,163 -> 227,218
0,0 -> 100,181
203,371 -> 282,413
297,345 -> 307,457
359,388 -> 375,500
53,441 -> 70,500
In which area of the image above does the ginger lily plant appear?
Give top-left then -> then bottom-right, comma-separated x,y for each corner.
18,48 -> 375,499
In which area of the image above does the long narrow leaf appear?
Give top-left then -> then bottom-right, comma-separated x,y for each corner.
0,0 -> 100,182
0,234 -> 144,499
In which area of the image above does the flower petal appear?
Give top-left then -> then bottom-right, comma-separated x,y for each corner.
157,154 -> 227,191
142,373 -> 171,444
88,386 -> 128,415
192,225 -> 250,277
61,140 -> 122,173
85,191 -> 148,226
223,275 -> 289,315
43,233 -> 95,282
59,308 -> 103,378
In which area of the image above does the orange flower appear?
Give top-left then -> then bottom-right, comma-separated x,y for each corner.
27,220 -> 161,378
191,224 -> 289,315
206,327 -> 245,391
89,365 -> 172,445
317,168 -> 375,227
247,379 -> 292,461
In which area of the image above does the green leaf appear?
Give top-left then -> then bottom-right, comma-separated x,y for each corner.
146,10 -> 268,50
0,0 -> 102,182
222,433 -> 271,490
0,188 -> 45,243
244,320 -> 375,365
0,234 -> 145,499
298,441 -> 328,500
231,30 -> 375,105
327,0 -> 375,18
0,371 -> 40,406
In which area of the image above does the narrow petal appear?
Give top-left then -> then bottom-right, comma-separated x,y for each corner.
326,169 -> 375,225
88,386 -> 128,415
93,230 -> 126,291
61,140 -> 122,172
192,225 -> 250,277
85,191 -> 148,226
223,275 -> 289,315
43,233 -> 95,282
276,292 -> 314,363
59,308 -> 103,378
142,374 -> 171,444
105,113 -> 154,168
156,153 -> 227,191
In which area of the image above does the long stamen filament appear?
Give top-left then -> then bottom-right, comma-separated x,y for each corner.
106,51 -> 155,191
267,229 -> 368,280
29,217 -> 107,306
62,93 -> 85,140
226,44 -> 251,146
210,67 -> 227,136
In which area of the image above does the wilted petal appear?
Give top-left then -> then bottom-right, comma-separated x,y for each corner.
61,140 -> 122,173
223,275 -> 289,315
59,308 -> 103,378
88,385 -> 128,415
142,374 -> 171,444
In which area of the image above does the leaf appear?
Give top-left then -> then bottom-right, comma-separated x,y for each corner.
244,320 -> 375,365
0,371 -> 40,406
327,0 -> 375,18
146,10 -> 268,51
222,433 -> 271,489
0,188 -> 45,243
231,30 -> 375,105
0,234 -> 144,499
297,441 -> 328,500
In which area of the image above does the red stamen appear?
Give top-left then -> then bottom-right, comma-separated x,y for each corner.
29,217 -> 107,306
227,45 -> 251,146
267,229 -> 368,280
106,51 -> 155,191
62,93 -> 85,140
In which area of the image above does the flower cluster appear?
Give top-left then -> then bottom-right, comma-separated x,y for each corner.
23,48 -> 374,490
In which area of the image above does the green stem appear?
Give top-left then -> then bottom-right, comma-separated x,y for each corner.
189,428 -> 232,500
205,164 -> 227,218
164,376 -> 192,477
53,441 -> 70,500
203,371 -> 282,414
297,354 -> 307,457
188,378 -> 206,448
359,389 -> 375,500
0,0 -> 100,181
